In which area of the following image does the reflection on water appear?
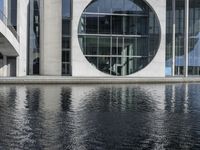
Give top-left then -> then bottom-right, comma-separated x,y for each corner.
0,84 -> 200,149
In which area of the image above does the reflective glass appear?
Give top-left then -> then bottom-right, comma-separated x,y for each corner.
99,37 -> 111,55
28,0 -> 40,75
188,0 -> 200,75
62,19 -> 71,35
112,0 -> 124,13
0,0 -> 3,12
99,15 -> 111,34
62,0 -> 71,17
8,0 -> 17,29
78,0 -> 160,76
62,0 -> 72,75
112,16 -> 123,34
62,37 -> 70,49
85,36 -> 98,55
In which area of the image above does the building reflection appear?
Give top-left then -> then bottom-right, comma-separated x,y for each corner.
1,84 -> 200,149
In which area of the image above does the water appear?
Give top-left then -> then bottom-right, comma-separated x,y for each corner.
0,84 -> 200,149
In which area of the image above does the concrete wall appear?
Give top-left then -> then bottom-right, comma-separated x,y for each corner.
40,0 -> 62,76
72,0 -> 166,77
16,0 -> 29,76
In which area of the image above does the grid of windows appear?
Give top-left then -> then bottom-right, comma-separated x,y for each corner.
78,0 -> 160,76
62,0 -> 71,75
28,0 -> 40,75
166,0 -> 200,76
8,0 -> 17,30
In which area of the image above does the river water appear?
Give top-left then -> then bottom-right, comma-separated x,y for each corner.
0,84 -> 200,149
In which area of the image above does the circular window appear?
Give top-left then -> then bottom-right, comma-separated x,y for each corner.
78,0 -> 160,76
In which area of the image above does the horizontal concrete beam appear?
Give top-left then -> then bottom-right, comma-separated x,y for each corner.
0,76 -> 200,84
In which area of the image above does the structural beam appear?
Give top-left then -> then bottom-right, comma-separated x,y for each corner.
184,0 -> 189,77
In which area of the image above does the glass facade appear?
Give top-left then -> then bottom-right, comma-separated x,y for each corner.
0,0 -> 3,12
8,0 -> 17,30
28,0 -> 40,75
62,0 -> 71,75
188,0 -> 200,75
78,0 -> 160,76
166,0 -> 200,76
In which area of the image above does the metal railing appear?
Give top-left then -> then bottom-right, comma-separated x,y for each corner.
0,10 -> 19,41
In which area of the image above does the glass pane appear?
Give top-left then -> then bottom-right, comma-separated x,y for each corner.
86,57 -> 97,67
99,37 -> 111,55
112,0 -> 124,13
62,0 -> 71,17
124,16 -> 137,35
85,36 -> 98,55
97,57 -> 111,74
112,16 -> 123,34
85,14 -> 98,34
85,0 -> 98,13
62,51 -> 70,62
62,63 -> 70,75
62,37 -> 70,49
99,15 -> 111,34
98,0 -> 112,13
62,19 -> 71,35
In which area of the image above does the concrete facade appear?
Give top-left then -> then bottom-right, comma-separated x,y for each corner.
0,0 -> 192,78
40,0 -> 62,76
72,0 -> 166,77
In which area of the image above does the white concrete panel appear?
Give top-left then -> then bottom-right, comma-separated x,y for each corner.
16,0 -> 29,76
72,0 -> 110,77
40,0 -> 62,76
131,0 -> 166,77
72,0 -> 166,77
0,21 -> 19,56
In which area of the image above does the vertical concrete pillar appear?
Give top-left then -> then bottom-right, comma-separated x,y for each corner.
16,0 -> 29,76
184,0 -> 189,77
172,0 -> 176,76
3,0 -> 8,18
40,0 -> 62,76
3,55 -> 7,76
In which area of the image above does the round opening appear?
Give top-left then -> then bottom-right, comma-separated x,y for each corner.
78,0 -> 161,76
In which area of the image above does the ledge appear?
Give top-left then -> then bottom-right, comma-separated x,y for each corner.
0,76 -> 200,84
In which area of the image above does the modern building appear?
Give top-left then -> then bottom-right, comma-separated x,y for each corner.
0,0 -> 199,77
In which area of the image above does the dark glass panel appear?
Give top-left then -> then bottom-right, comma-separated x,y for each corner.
99,37 -> 111,55
85,36 -> 98,55
166,0 -> 173,76
124,38 -> 136,56
62,19 -> 71,35
86,57 -> 97,67
62,51 -> 70,62
112,16 -> 123,34
28,0 -> 40,75
62,37 -> 70,49
62,0 -> 72,76
137,16 -> 148,35
84,14 -> 98,34
97,57 -> 111,74
62,63 -> 70,75
8,0 -> 17,29
62,0 -> 71,17
112,37 -> 117,55
124,16 -> 137,35
99,15 -> 111,34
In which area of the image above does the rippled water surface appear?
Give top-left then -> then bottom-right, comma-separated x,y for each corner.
0,84 -> 200,149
